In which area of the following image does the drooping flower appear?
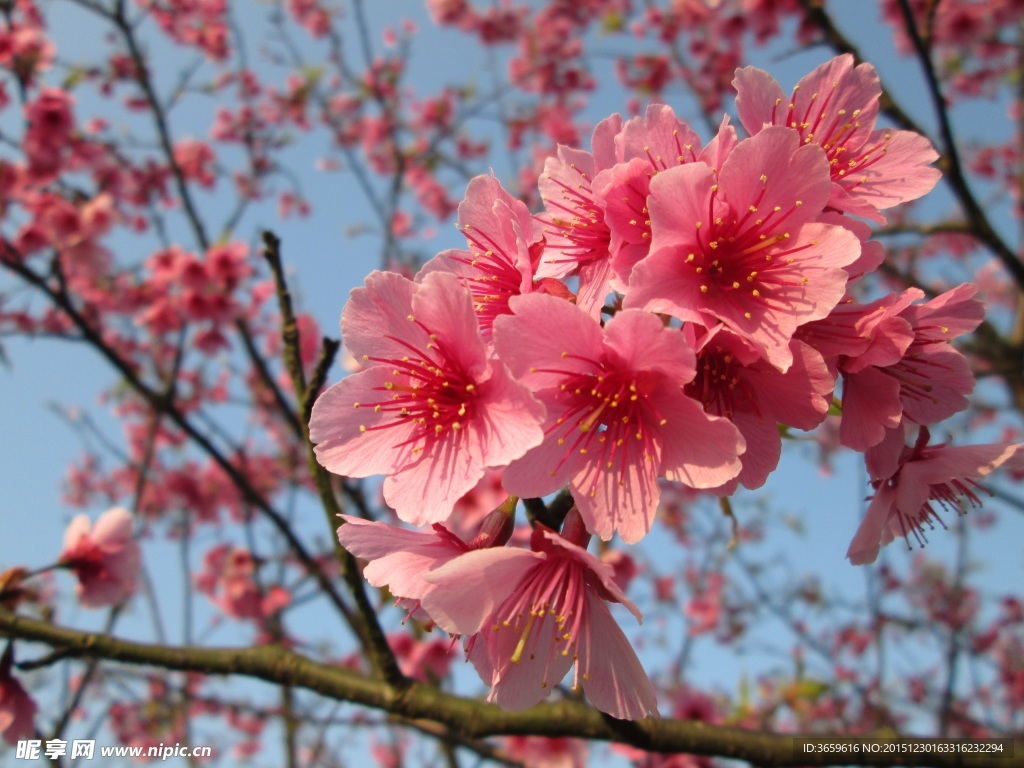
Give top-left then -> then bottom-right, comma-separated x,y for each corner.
422,509 -> 659,720
624,126 -> 861,372
802,284 -> 983,451
0,646 -> 37,746
494,294 -> 744,543
847,427 -> 1024,565
733,54 -> 940,224
309,270 -> 545,526
336,514 -> 474,624
58,506 -> 141,608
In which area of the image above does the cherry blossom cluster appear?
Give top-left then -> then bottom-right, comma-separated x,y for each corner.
310,55 -> 1023,719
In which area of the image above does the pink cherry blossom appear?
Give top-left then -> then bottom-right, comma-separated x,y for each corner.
502,736 -> 588,768
733,54 -> 940,223
0,647 -> 37,746
417,174 -> 542,339
535,116 -> 622,317
685,326 -> 833,491
494,293 -> 744,543
194,545 -> 290,623
594,110 -> 736,293
624,126 -> 861,371
422,510 -> 659,720
336,514 -> 474,624
387,633 -> 455,682
814,284 -> 984,452
309,270 -> 545,526
847,427 -> 1024,565
58,506 -> 141,608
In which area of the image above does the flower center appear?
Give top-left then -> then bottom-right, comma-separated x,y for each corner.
355,321 -> 477,451
682,180 -> 813,319
534,352 -> 663,494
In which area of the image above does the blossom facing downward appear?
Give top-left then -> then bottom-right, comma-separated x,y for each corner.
59,507 -> 141,608
847,427 -> 1024,565
310,270 -> 544,526
336,514 -> 474,624
423,509 -> 659,720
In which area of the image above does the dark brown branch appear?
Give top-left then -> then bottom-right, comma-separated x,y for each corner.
261,231 -> 406,689
893,0 -> 1024,290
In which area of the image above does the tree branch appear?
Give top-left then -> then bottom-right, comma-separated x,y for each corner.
2,609 -> 1020,768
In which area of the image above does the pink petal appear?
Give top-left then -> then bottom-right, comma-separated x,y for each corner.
481,612 -> 577,711
578,593 -> 658,720
61,514 -> 91,554
421,547 -> 542,635
835,129 -> 940,213
717,128 -> 832,230
337,516 -> 465,602
601,310 -> 695,384
537,528 -> 642,621
730,412 -> 782,490
501,421 -> 585,499
90,506 -> 134,549
618,104 -> 702,168
897,345 -> 975,425
412,271 -> 488,377
864,422 -> 908,481
570,429 -> 662,545
840,367 -> 903,451
382,426 -> 486,526
575,254 -> 615,319
310,368 -> 419,478
340,270 -> 419,364
658,385 -> 745,489
732,64 -> 786,137
494,293 -> 604,386
846,484 -> 896,565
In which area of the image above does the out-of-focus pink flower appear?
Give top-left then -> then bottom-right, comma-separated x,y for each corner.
847,427 -> 1024,565
310,270 -> 544,526
195,545 -> 290,622
387,633 -> 455,682
59,507 -> 140,608
0,647 -> 37,746
502,735 -> 588,768
734,54 -> 940,224
423,509 -> 659,720
684,573 -> 724,636
494,294 -> 743,543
